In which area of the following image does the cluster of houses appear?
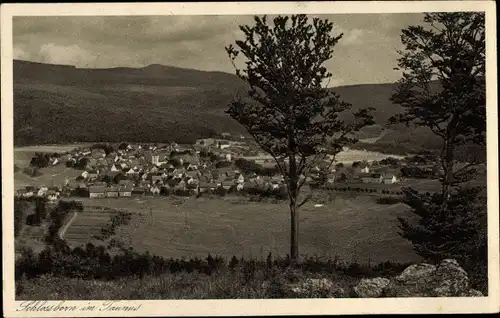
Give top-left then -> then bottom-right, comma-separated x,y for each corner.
16,186 -> 61,202
52,139 -> 286,198
18,137 -> 445,201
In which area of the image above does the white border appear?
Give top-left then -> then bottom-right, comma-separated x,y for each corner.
2,1 -> 499,316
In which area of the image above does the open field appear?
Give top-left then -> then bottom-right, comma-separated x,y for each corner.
63,207 -> 119,246
14,144 -> 93,166
14,166 -> 82,190
67,196 -> 419,264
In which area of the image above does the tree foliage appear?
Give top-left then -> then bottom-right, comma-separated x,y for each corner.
392,13 -> 487,288
390,12 -> 486,198
226,15 -> 373,262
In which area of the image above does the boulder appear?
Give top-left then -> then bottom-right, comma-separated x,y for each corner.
354,277 -> 390,298
288,278 -> 347,298
381,259 -> 484,297
396,263 -> 437,283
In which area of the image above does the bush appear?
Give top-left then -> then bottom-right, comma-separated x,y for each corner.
376,196 -> 402,205
23,167 -> 42,177
94,211 -> 132,241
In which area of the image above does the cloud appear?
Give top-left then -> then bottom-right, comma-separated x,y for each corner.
38,43 -> 97,67
12,14 -> 426,85
339,28 -> 365,46
13,46 -> 30,60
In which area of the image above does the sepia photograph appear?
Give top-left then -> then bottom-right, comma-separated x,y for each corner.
2,1 -> 499,316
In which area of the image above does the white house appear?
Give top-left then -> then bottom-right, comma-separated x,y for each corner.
150,185 -> 160,195
236,174 -> 245,184
47,190 -> 59,202
382,174 -> 400,184
236,183 -> 244,191
37,186 -> 48,197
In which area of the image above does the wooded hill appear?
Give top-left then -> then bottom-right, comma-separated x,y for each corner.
13,59 -> 442,152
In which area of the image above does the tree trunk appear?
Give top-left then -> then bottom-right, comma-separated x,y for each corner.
289,196 -> 299,265
288,151 -> 299,265
441,138 -> 454,202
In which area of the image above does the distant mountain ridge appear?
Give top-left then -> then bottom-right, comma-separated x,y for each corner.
13,59 -> 436,149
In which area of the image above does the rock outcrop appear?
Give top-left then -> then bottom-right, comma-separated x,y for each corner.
287,278 -> 347,298
354,259 -> 484,297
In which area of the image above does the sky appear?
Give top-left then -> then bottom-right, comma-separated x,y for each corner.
13,14 -> 425,86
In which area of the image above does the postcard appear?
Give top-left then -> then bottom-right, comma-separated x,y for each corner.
2,1 -> 499,316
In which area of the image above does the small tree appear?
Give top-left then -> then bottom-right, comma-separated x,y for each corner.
226,15 -> 373,263
14,198 -> 28,237
34,197 -> 47,225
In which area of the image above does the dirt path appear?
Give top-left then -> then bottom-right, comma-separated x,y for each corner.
59,211 -> 79,239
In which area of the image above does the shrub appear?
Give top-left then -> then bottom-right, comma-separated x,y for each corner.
376,197 -> 402,205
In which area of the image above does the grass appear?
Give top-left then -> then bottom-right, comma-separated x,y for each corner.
67,195 -> 419,264
16,269 -> 358,300
14,147 -> 86,190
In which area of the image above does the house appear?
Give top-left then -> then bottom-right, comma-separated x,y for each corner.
185,175 -> 198,185
360,173 -> 383,184
236,174 -> 245,184
47,190 -> 59,202
218,141 -> 231,150
132,187 -> 146,196
118,185 -> 132,197
37,186 -> 48,197
215,177 -> 226,187
382,173 -> 400,184
126,167 -> 138,176
176,179 -> 186,191
87,158 -> 98,168
118,179 -> 133,188
89,186 -> 106,198
150,173 -> 163,184
106,171 -> 120,179
270,181 -> 280,190
326,173 -> 336,184
221,180 -> 235,190
87,169 -> 99,180
106,187 -> 119,198
110,164 -> 120,172
198,182 -> 210,193
236,183 -> 244,191
198,182 -> 217,193
150,185 -> 160,196
17,187 -> 35,198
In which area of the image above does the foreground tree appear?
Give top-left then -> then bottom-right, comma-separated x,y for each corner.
226,15 -> 373,264
391,13 -> 487,289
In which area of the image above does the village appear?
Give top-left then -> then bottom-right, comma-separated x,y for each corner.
16,133 -> 443,202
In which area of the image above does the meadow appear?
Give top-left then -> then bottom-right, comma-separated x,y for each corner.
63,207 -> 119,246
68,195 -> 419,265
